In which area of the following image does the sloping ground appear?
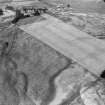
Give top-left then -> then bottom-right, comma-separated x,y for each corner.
20,13 -> 105,76
0,0 -> 38,7
42,0 -> 105,14
16,15 -> 46,26
0,1 -> 105,105
39,0 -> 105,40
0,0 -> 12,3
0,25 -> 70,105
10,1 -> 38,7
0,18 -> 105,105
19,13 -> 105,105
66,13 -> 105,39
46,3 -> 105,40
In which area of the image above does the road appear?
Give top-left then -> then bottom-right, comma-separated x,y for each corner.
19,14 -> 105,76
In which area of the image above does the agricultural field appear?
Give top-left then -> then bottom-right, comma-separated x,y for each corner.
0,0 -> 105,105
0,22 -> 105,105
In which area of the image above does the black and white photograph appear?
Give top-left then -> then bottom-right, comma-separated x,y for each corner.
0,0 -> 105,105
